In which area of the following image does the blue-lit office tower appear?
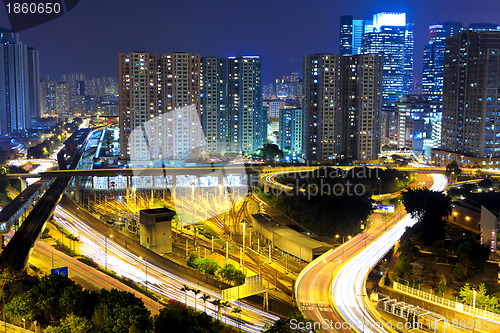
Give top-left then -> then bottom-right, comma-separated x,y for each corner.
339,15 -> 372,56
422,22 -> 499,102
422,22 -> 463,101
279,108 -> 302,159
201,57 -> 228,152
361,13 -> 414,108
227,56 -> 265,153
0,29 -> 40,134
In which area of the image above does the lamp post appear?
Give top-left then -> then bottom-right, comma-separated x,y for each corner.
472,289 -> 477,333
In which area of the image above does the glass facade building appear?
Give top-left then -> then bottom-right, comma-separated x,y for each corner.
422,22 -> 499,102
0,29 -> 40,134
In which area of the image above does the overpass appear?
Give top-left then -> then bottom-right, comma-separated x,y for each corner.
0,129 -> 94,270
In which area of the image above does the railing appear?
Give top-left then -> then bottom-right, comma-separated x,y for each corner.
394,281 -> 500,322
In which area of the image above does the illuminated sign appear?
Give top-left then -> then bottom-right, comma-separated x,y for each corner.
373,12 -> 406,31
373,204 -> 395,213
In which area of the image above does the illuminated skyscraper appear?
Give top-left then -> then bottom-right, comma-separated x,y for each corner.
422,22 -> 499,102
0,28 -> 40,134
441,30 -> 500,157
201,57 -> 228,152
227,56 -> 265,153
339,15 -> 373,56
361,13 -> 414,108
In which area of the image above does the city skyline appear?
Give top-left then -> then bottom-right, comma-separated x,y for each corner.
1,0 -> 499,83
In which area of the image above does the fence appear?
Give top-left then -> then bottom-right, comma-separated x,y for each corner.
393,281 -> 500,322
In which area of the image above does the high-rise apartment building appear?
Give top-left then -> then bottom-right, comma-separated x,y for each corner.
0,28 -> 40,134
279,108 -> 302,160
303,54 -> 382,161
441,30 -> 500,157
119,52 -> 203,164
201,57 -> 227,153
303,54 -> 344,160
227,56 -> 265,153
119,52 -> 160,161
343,55 -> 383,160
55,81 -> 70,116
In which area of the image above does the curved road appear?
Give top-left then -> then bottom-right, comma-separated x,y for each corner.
294,173 -> 447,332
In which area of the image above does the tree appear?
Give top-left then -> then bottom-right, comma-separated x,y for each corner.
232,307 -> 242,331
218,263 -> 246,285
221,301 -> 231,324
154,305 -> 230,333
180,285 -> 190,307
400,188 -> 452,245
259,144 -> 284,161
91,302 -> 108,332
459,283 -> 490,309
445,161 -> 461,178
45,314 -> 93,333
191,289 -> 201,311
210,299 -> 221,321
200,294 -> 210,314
95,289 -> 152,332
5,274 -> 92,326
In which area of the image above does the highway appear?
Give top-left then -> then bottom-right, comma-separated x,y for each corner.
51,205 -> 279,332
294,173 -> 448,332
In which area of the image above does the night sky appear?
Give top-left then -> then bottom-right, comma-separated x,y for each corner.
0,0 -> 499,84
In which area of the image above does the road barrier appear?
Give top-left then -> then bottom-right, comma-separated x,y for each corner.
394,281 -> 500,322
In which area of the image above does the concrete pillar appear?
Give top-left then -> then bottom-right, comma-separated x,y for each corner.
75,176 -> 80,202
126,176 -> 130,203
171,175 -> 176,201
20,178 -> 27,192
218,174 -> 224,196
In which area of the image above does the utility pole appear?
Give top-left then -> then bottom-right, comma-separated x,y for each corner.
268,244 -> 271,264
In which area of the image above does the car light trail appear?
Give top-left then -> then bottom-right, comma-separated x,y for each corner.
294,173 -> 447,332
52,206 -> 279,332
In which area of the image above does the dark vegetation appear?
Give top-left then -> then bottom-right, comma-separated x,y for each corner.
390,187 -> 495,309
187,253 -> 246,285
3,274 -> 238,332
259,167 -> 412,236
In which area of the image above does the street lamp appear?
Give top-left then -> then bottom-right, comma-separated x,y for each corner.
105,234 -> 113,270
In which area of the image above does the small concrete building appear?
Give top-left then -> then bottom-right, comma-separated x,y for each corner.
140,208 -> 175,254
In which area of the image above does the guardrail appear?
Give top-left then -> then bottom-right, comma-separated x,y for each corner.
394,281 -> 500,322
